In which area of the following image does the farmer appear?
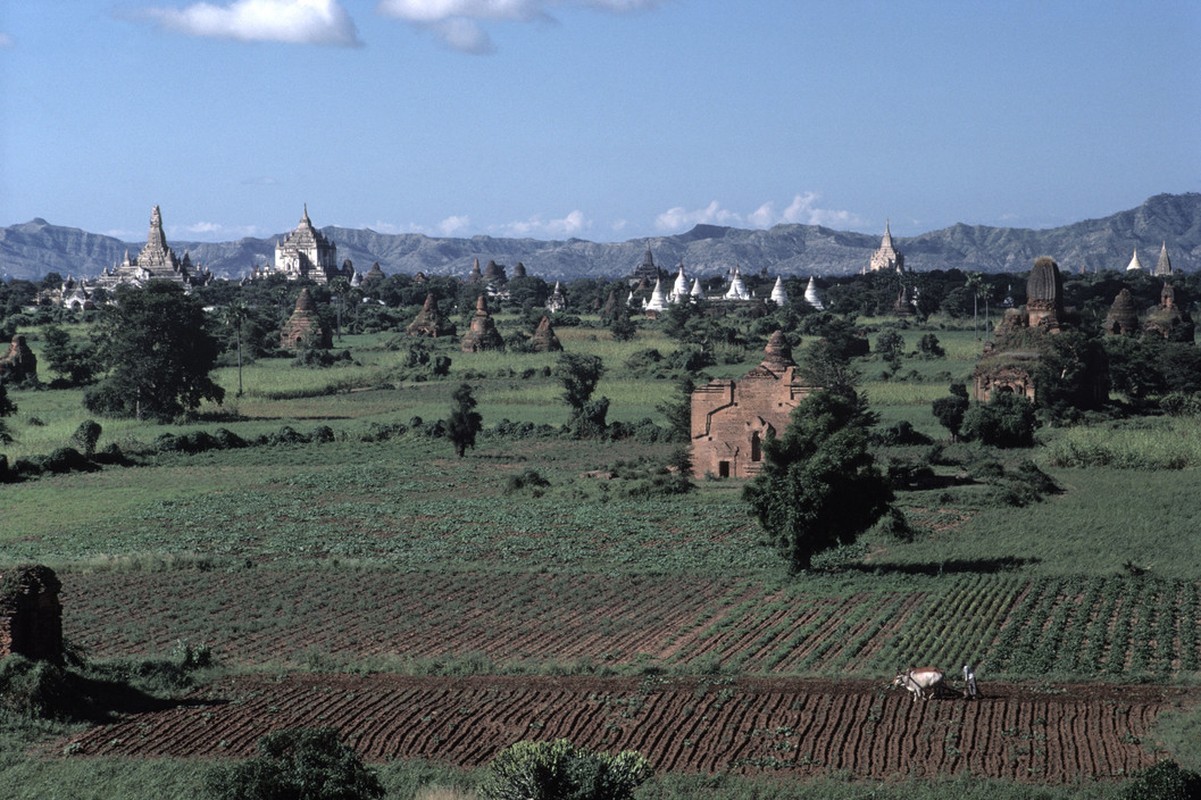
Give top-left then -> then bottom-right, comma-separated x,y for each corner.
962,663 -> 978,699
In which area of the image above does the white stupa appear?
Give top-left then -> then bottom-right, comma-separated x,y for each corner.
804,276 -> 824,310
670,262 -> 689,304
1125,248 -> 1144,272
723,264 -> 751,301
769,276 -> 788,305
690,278 -> 705,301
645,277 -> 669,312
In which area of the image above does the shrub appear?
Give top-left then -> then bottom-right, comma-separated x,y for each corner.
42,447 -> 93,474
481,739 -> 651,800
0,656 -> 73,719
873,420 -> 933,446
205,728 -> 384,800
71,420 -> 102,457
1121,760 -> 1201,800
505,469 -> 550,495
962,392 -> 1036,448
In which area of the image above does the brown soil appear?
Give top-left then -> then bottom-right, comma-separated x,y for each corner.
57,674 -> 1192,783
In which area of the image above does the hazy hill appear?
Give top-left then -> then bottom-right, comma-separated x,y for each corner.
2,193 -> 1198,283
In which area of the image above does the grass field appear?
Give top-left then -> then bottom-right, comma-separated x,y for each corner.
2,314 -> 1200,798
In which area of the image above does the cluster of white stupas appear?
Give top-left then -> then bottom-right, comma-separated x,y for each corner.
637,263 -> 824,313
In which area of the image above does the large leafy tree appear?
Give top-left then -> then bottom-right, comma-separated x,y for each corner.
84,282 -> 224,421
744,389 -> 893,573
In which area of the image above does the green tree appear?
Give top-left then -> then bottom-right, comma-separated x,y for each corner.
205,728 -> 384,800
555,353 -> 609,437
655,376 -> 695,442
798,337 -> 860,394
917,333 -> 945,358
608,302 -> 637,342
931,382 -> 970,442
481,739 -> 651,800
962,392 -> 1036,448
744,389 -> 893,573
41,325 -> 97,386
84,282 -> 225,422
446,383 -> 483,458
875,330 -> 905,369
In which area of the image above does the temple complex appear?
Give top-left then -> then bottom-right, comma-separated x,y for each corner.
263,205 -> 344,283
690,331 -> 813,479
630,247 -> 662,286
867,222 -> 904,273
98,205 -> 207,290
972,256 -> 1105,405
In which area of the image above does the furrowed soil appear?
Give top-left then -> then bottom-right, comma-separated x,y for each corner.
57,674 -> 1191,783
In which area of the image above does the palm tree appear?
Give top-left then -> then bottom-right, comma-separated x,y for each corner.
965,272 -> 985,339
223,300 -> 249,397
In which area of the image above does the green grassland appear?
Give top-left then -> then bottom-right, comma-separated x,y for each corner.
2,315 -> 1200,798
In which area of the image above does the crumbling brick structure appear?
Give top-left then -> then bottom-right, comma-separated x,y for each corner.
280,287 -> 332,350
690,331 -> 813,479
0,565 -> 64,665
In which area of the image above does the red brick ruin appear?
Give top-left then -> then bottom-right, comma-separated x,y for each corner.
0,565 -> 64,665
690,331 -> 813,479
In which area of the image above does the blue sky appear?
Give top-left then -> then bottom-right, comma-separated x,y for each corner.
1,0 -> 1198,244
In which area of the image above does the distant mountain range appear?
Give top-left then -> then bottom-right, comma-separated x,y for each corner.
2,193 -> 1199,283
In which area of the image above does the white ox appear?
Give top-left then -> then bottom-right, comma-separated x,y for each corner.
892,667 -> 945,703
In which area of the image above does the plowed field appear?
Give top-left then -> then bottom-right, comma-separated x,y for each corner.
59,675 -> 1188,783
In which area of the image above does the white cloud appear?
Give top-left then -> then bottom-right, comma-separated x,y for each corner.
438,214 -> 472,235
497,209 -> 589,238
0,33 -> 14,48
654,200 -> 740,232
142,0 -> 362,47
377,0 -> 662,53
433,18 -> 494,54
170,221 -> 261,240
777,192 -> 861,228
656,194 -> 862,233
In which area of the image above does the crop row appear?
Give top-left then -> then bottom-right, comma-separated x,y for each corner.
988,576 -> 1200,678
61,569 -> 1201,680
